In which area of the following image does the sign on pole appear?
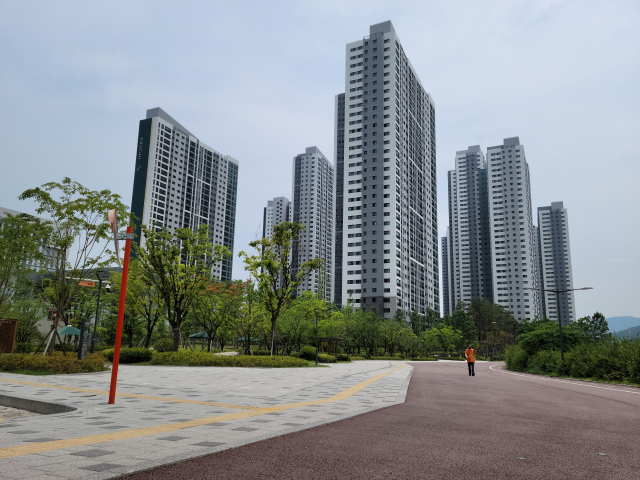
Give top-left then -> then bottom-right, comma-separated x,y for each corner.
108,209 -> 121,266
78,280 -> 96,287
107,209 -> 134,405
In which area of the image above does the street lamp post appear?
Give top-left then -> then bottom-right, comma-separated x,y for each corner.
314,309 -> 321,367
524,286 -> 593,362
90,271 -> 111,354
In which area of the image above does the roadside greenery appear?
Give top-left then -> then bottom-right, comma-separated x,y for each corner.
0,352 -> 108,374
505,314 -> 640,385
2,177 -> 625,385
150,351 -> 309,368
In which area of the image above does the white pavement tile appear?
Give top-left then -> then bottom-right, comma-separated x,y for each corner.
0,361 -> 412,480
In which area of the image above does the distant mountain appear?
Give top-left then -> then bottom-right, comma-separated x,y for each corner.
612,325 -> 640,339
606,316 -> 640,332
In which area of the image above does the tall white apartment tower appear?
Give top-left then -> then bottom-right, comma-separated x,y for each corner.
487,137 -> 541,321
131,108 -> 239,281
334,21 -> 438,318
291,147 -> 335,302
443,146 -> 493,315
441,229 -> 450,316
263,197 -> 291,241
537,201 -> 575,324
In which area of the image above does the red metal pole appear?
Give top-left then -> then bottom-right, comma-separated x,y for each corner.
108,226 -> 132,404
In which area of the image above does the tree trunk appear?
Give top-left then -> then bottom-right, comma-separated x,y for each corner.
270,319 -> 277,356
172,325 -> 181,351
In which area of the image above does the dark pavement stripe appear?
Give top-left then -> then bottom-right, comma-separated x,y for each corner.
122,362 -> 640,480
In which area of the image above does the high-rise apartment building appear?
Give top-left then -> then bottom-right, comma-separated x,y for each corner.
537,201 -> 575,324
130,108 -> 239,281
487,137 -> 540,321
263,197 -> 291,241
443,146 -> 493,314
441,229 -> 450,316
291,147 -> 335,301
334,21 -> 438,318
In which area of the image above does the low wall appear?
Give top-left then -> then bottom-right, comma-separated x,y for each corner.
0,394 -> 76,415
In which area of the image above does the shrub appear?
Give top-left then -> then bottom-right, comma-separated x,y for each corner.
350,356 -> 366,361
102,348 -> 153,364
153,338 -> 174,352
94,344 -> 112,352
504,345 -> 529,372
526,349 -> 562,375
317,353 -> 336,363
14,343 -> 34,353
0,352 -> 108,374
299,345 -> 317,361
505,338 -> 640,385
253,350 -> 272,356
336,354 -> 350,362
150,351 -> 309,368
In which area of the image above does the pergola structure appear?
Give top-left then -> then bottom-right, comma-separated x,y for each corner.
315,336 -> 345,356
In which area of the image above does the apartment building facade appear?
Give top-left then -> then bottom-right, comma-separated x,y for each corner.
291,147 -> 335,301
443,146 -> 493,314
335,20 -> 439,318
537,201 -> 575,324
487,137 -> 541,321
263,197 -> 291,241
130,108 -> 239,280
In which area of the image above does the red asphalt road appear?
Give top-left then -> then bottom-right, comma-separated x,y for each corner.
124,362 -> 640,480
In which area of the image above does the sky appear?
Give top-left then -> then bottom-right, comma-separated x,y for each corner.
0,0 -> 638,319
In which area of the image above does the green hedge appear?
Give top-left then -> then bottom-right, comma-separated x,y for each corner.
336,354 -> 350,362
14,343 -> 34,353
317,353 -> 336,363
150,351 -> 309,368
0,352 -> 108,374
298,345 -> 317,361
505,339 -> 640,384
102,348 -> 153,364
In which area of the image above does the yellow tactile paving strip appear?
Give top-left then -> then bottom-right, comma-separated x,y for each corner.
0,363 -> 403,459
0,378 -> 257,410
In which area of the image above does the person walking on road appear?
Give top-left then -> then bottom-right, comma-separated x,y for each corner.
465,344 -> 475,376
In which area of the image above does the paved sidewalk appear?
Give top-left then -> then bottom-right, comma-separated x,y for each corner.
0,361 -> 412,480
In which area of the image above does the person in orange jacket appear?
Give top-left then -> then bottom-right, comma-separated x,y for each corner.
465,344 -> 476,376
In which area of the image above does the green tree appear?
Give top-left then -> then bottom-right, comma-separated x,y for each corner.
9,283 -> 47,343
105,271 -> 143,348
517,319 -> 585,355
226,281 -> 263,354
447,302 -> 477,350
358,309 -> 382,358
126,260 -> 165,348
19,178 -> 129,354
434,325 -> 462,355
410,309 -> 428,335
575,312 -> 610,343
192,280 -> 246,352
137,224 -> 230,351
0,213 -> 49,317
279,291 -> 324,354
239,222 -> 322,355
422,328 -> 441,355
